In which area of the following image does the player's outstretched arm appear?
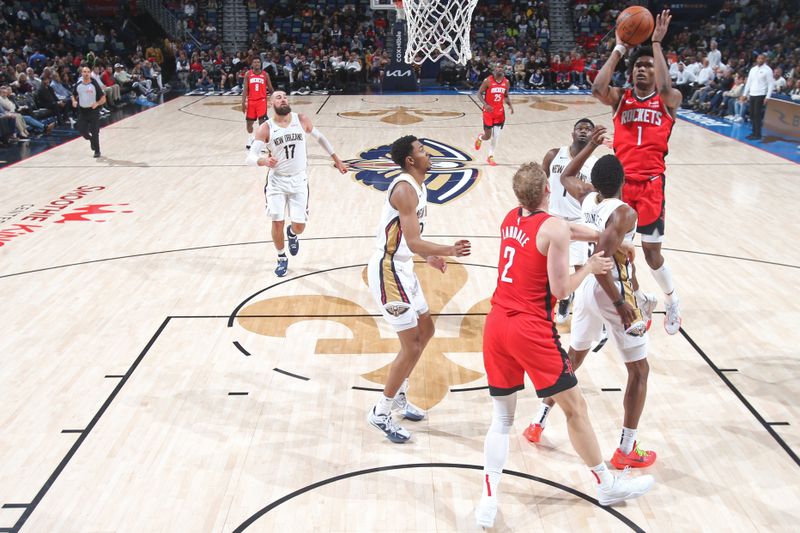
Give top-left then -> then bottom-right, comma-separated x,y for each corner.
245,122 -> 273,167
652,10 -> 682,112
543,218 -> 611,299
561,127 -> 605,202
299,113 -> 347,173
592,35 -> 627,109
391,182 -> 471,260
594,206 -> 639,327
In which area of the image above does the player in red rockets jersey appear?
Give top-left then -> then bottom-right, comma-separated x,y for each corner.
475,64 -> 514,166
241,57 -> 274,150
474,162 -> 654,528
591,9 -> 683,335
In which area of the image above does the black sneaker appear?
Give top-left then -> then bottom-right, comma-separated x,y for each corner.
93,151 -> 101,158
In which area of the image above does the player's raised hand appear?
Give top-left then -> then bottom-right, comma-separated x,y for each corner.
426,255 -> 448,273
453,239 -> 471,257
589,126 -> 607,148
614,30 -> 634,50
586,250 -> 613,274
652,9 -> 672,43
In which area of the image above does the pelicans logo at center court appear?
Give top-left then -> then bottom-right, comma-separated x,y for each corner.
346,139 -> 480,205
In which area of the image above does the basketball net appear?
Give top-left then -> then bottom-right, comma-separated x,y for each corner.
396,0 -> 478,65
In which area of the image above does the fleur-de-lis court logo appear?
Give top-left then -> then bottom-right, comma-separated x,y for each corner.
236,260 -> 490,410
524,96 -> 596,111
339,106 -> 463,125
346,138 -> 479,205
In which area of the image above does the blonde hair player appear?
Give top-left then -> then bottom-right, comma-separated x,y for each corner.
476,160 -> 653,528
366,135 -> 471,443
245,91 -> 347,277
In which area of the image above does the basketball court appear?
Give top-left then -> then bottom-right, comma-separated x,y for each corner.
1,90 -> 798,532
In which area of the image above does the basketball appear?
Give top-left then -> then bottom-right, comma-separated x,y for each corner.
616,6 -> 655,46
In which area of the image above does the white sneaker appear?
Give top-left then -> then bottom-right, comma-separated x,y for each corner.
475,495 -> 497,528
367,406 -> 411,443
664,299 -> 682,335
597,467 -> 655,506
635,292 -> 658,331
393,392 -> 426,421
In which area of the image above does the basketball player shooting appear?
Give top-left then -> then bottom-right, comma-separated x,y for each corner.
475,64 -> 514,166
242,57 -> 274,150
591,9 -> 683,334
245,91 -> 347,277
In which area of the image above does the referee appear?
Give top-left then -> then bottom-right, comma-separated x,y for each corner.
72,65 -> 106,158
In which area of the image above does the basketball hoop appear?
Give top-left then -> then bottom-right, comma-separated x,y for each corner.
399,0 -> 478,65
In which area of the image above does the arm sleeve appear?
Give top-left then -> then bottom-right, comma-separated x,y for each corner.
245,140 -> 266,166
310,127 -> 335,156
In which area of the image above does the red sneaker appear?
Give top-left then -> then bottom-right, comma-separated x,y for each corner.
610,441 -> 657,469
487,156 -> 497,166
474,135 -> 483,150
523,423 -> 543,443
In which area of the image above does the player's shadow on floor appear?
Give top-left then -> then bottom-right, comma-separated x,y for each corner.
97,156 -> 149,167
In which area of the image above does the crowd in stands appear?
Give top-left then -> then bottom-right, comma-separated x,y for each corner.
0,0 -> 175,145
1,0 -> 797,144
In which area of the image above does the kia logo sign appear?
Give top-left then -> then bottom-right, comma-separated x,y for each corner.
386,69 -> 413,77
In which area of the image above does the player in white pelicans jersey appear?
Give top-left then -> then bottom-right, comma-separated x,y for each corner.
246,91 -> 347,277
366,135 -> 471,444
542,118 -> 599,327
536,126 -> 659,470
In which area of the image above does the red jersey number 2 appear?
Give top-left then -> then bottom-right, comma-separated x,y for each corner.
500,246 -> 515,283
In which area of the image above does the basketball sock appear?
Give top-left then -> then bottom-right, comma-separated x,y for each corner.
650,261 -> 677,304
489,126 -> 501,156
375,394 -> 394,416
247,134 -> 254,146
619,426 -> 637,454
287,225 -> 296,238
277,248 -> 286,256
395,378 -> 409,397
484,395 -> 516,498
590,462 -> 614,488
533,402 -> 551,428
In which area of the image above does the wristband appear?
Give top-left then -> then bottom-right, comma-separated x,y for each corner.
652,40 -> 662,44
613,44 -> 628,56
613,299 -> 624,307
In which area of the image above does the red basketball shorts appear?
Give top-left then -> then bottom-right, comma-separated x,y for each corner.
246,98 -> 268,121
482,109 -> 505,128
482,306 -> 577,398
622,174 -> 665,237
